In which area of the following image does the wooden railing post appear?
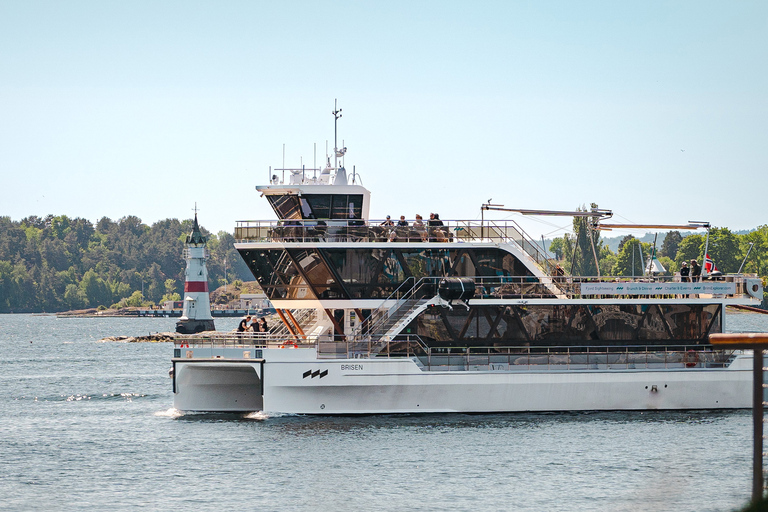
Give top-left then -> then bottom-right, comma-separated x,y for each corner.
710,333 -> 768,504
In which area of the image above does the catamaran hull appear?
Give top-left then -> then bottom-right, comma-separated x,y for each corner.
173,354 -> 752,414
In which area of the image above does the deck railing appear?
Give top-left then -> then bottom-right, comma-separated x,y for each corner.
234,218 -> 555,272
173,333 -> 739,371
422,344 -> 736,371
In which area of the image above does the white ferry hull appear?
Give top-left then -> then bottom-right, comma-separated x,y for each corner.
173,353 -> 752,414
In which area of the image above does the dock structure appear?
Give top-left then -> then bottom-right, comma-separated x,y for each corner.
710,333 -> 768,504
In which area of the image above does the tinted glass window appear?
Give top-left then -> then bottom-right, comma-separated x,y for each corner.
267,195 -> 302,219
305,195 -> 331,219
301,194 -> 363,219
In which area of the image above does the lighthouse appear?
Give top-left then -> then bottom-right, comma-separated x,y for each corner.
175,212 -> 216,334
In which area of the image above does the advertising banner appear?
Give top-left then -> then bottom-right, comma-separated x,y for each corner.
580,282 -> 736,295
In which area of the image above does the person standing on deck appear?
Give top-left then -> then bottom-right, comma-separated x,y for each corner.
690,260 -> 702,282
237,315 -> 252,332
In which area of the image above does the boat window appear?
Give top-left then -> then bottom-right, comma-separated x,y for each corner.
305,195 -> 331,219
300,198 -> 313,218
330,194 -> 363,220
290,194 -> 364,220
239,247 -> 538,301
409,303 -> 722,345
267,195 -> 302,220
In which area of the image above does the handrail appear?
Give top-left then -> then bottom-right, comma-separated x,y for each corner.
358,277 -> 437,337
421,343 -> 737,371
271,308 -> 316,336
174,334 -> 740,372
482,218 -> 554,272
352,276 -> 415,336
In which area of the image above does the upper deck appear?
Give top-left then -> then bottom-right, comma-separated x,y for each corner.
235,217 -> 552,267
233,218 -> 763,303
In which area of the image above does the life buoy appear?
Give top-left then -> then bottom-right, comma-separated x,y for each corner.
684,350 -> 699,368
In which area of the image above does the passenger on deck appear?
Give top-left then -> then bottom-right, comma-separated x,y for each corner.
389,215 -> 409,242
250,317 -> 260,332
237,315 -> 252,332
259,317 -> 269,333
428,213 -> 446,241
413,214 -> 427,241
690,259 -> 701,282
381,215 -> 394,227
680,261 -> 690,282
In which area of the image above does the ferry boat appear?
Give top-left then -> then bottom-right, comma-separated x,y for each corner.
172,110 -> 764,414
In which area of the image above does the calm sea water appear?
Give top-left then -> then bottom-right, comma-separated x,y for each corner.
1,313 -> 768,512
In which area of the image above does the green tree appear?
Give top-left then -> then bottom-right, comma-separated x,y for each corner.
659,231 -> 683,259
570,205 -> 604,276
675,234 -> 704,268
79,269 -> 111,308
706,227 -> 741,273
548,237 -> 567,260
741,226 -> 768,275
613,238 -> 646,277
618,234 -> 635,253
64,283 -> 87,310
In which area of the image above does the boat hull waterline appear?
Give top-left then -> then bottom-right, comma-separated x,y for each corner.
172,350 -> 752,414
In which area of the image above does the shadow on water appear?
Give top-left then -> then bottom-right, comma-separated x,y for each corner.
166,408 -> 750,434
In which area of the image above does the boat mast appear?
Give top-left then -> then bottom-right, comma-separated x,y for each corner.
333,100 -> 342,170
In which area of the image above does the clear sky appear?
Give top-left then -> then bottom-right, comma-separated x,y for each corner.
1,1 -> 766,241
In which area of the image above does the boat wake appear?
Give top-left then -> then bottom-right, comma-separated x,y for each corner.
154,407 -> 184,418
244,411 -> 270,421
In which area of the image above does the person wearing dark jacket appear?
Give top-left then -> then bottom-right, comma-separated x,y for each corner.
237,316 -> 252,332
690,259 -> 701,282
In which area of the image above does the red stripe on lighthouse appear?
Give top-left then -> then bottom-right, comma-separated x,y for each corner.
185,281 -> 209,292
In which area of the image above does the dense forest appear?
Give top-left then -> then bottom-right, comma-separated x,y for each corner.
0,212 -> 766,313
0,215 -> 252,313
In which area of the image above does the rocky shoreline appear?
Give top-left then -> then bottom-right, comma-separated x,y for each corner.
98,332 -> 178,343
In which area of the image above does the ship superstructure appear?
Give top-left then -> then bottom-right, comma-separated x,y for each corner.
171,107 -> 764,414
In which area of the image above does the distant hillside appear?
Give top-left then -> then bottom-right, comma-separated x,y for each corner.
0,214 -> 253,313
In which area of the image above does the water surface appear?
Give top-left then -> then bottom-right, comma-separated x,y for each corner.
1,313 -> 767,511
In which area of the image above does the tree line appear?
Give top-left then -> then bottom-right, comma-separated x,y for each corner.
1,211 -> 766,313
0,215 -> 252,313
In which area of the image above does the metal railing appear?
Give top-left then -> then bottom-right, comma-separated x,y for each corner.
270,308 -> 317,337
419,344 -> 737,371
355,277 -> 437,337
234,218 -> 555,271
174,332 -> 740,373
316,335 -> 430,360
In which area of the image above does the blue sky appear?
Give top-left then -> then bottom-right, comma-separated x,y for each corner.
1,1 -> 766,240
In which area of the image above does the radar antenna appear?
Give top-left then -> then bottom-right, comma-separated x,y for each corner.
332,99 -> 346,169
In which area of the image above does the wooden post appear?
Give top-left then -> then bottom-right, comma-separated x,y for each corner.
755,348 -> 764,503
710,333 -> 768,504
